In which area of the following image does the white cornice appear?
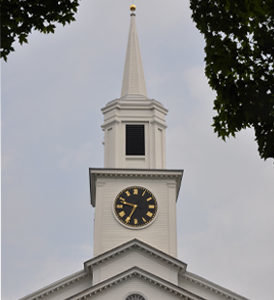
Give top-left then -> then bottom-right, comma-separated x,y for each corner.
84,238 -> 187,274
67,267 -> 205,300
89,168 -> 183,207
19,271 -> 90,300
101,115 -> 167,130
183,272 -> 249,300
101,97 -> 168,116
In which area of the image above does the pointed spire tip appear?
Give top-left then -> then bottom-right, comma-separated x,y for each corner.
121,5 -> 147,98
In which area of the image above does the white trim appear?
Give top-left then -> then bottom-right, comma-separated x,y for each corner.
183,272 -> 249,300
67,267 -> 203,300
126,156 -> 146,160
84,239 -> 187,272
89,168 -> 183,207
19,271 -> 90,300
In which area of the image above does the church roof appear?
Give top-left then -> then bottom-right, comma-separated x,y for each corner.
121,8 -> 147,98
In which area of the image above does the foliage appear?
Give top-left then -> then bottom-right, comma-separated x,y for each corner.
0,0 -> 80,60
190,0 -> 274,160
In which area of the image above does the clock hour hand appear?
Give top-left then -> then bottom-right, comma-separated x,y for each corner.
120,200 -> 135,207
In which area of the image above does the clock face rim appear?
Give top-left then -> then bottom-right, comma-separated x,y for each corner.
113,186 -> 158,230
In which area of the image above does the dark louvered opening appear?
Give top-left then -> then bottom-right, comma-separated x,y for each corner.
126,125 -> 145,155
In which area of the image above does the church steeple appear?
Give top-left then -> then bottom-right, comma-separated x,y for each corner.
101,5 -> 167,169
121,5 -> 147,98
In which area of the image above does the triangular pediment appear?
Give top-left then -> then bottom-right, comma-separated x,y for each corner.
84,238 -> 187,273
67,267 -> 205,300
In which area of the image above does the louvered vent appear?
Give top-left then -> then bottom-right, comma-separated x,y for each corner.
126,294 -> 145,300
126,125 -> 145,155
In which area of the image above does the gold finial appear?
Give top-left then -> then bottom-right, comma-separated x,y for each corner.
130,4 -> 136,12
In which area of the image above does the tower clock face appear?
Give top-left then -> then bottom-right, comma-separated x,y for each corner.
114,186 -> 158,228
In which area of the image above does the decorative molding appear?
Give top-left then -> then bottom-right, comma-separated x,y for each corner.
90,168 -> 183,176
125,291 -> 147,300
101,118 -> 120,129
126,156 -> 146,161
102,112 -> 167,129
67,267 -> 204,300
89,168 -> 183,207
19,271 -> 91,300
150,119 -> 167,128
84,239 -> 187,274
183,272 -> 249,300
101,98 -> 168,116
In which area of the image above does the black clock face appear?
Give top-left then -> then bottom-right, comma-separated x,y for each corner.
114,186 -> 158,228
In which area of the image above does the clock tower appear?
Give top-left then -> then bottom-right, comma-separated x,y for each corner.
21,5 -> 248,300
90,5 -> 183,258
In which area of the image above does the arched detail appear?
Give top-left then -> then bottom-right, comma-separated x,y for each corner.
126,293 -> 146,300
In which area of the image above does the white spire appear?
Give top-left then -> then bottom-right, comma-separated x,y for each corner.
121,8 -> 147,98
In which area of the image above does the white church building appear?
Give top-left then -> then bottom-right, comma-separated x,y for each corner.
20,5 -> 248,300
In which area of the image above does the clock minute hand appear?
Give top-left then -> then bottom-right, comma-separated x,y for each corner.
125,204 -> 137,223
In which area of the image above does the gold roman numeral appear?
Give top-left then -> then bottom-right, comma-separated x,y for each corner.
120,197 -> 125,201
125,191 -> 131,197
148,205 -> 155,209
119,211 -> 126,217
142,217 -> 147,223
142,190 -> 146,196
134,218 -> 138,225
146,211 -> 153,218
116,205 -> 123,209
133,188 -> 138,195
146,197 -> 152,202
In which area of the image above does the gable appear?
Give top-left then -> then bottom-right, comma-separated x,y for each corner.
84,239 -> 187,285
92,246 -> 179,285
67,267 -> 204,300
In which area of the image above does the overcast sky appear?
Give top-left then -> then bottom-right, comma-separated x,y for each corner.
2,1 -> 274,299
